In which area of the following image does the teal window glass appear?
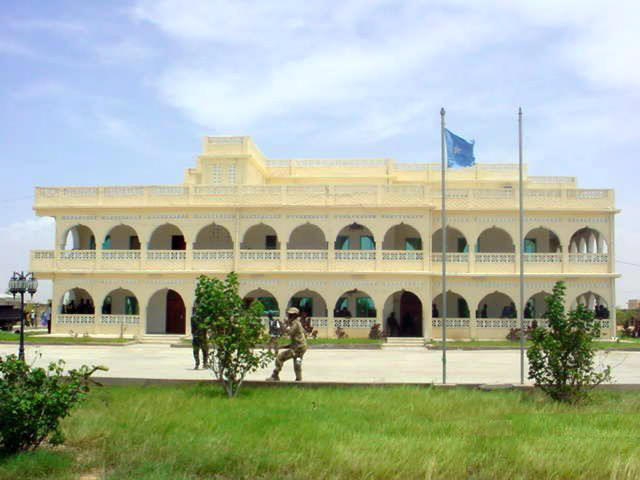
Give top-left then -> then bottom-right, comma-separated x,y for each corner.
356,297 -> 375,317
458,237 -> 468,253
525,239 -> 537,253
102,235 -> 112,250
335,236 -> 350,250
405,237 -> 422,251
257,297 -> 279,316
125,296 -> 139,315
360,235 -> 375,250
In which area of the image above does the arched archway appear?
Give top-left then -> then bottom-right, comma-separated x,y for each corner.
242,224 -> 279,250
288,289 -> 328,317
569,228 -> 608,254
243,289 -> 279,316
477,227 -> 514,253
383,290 -> 423,337
525,228 -> 561,253
148,224 -> 186,250
193,223 -> 233,249
62,225 -> 95,250
477,292 -> 516,319
335,223 -> 375,251
526,291 -> 551,319
334,289 -> 376,318
432,291 -> 470,318
103,225 -> 140,250
147,289 -> 186,334
573,292 -> 610,319
60,288 -> 94,314
102,288 -> 139,315
382,224 -> 422,250
432,227 -> 468,253
288,224 -> 327,250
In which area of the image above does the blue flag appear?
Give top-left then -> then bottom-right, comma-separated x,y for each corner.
445,129 -> 475,168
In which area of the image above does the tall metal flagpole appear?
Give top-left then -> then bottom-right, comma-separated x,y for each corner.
440,107 -> 447,384
518,107 -> 525,384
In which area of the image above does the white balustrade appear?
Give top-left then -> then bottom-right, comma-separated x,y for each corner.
240,250 -> 281,260
334,317 -> 376,328
102,250 -> 141,261
310,317 -> 329,328
431,318 -> 470,328
569,253 -> 608,263
431,253 -> 468,263
335,251 -> 376,260
286,250 -> 329,261
59,250 -> 96,260
523,253 -> 561,263
382,250 -> 423,261
147,250 -> 187,260
100,315 -> 140,325
56,314 -> 95,324
476,319 -> 518,328
193,250 -> 234,260
32,250 -> 54,259
475,253 -> 516,263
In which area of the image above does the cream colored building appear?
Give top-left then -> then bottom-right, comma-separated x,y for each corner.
30,136 -> 617,339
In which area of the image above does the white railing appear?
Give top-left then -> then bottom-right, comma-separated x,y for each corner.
335,251 -> 376,260
192,249 -> 234,260
56,314 -> 95,324
32,250 -> 54,259
476,319 -> 518,328
334,317 -> 376,328
431,253 -> 469,263
240,250 -> 280,260
567,189 -> 609,199
102,250 -> 141,260
310,317 -> 329,328
569,253 -> 609,263
528,176 -> 576,184
431,318 -> 470,328
475,253 -> 516,263
286,250 -> 329,260
100,315 -> 140,325
147,250 -> 187,260
523,253 -> 562,263
59,250 -> 96,260
382,250 -> 423,261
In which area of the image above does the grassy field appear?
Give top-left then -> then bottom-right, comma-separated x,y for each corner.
428,339 -> 640,350
2,385 -> 640,479
0,332 -> 131,344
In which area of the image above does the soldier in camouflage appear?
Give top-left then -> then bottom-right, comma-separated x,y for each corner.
191,305 -> 209,369
267,307 -> 307,381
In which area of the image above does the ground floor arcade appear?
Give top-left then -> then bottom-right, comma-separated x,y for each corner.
50,274 -> 615,339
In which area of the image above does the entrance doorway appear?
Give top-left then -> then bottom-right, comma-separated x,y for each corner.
383,291 -> 423,337
166,290 -> 186,334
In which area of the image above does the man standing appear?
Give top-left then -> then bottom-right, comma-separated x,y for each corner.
267,307 -> 307,382
267,311 -> 281,354
191,306 -> 209,370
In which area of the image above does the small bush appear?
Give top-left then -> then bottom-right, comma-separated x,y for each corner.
0,355 -> 105,454
335,327 -> 348,339
368,323 -> 385,340
527,281 -> 611,403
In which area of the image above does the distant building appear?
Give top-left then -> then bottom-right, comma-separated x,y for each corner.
30,136 -> 617,339
628,299 -> 640,310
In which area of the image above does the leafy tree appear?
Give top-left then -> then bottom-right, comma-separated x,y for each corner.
527,281 -> 611,403
0,355 -> 105,454
194,273 -> 272,397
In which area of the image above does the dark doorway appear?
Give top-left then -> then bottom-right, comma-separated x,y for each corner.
166,289 -> 185,334
400,291 -> 422,337
171,235 -> 186,250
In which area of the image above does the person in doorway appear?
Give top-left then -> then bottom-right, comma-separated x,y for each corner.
432,303 -> 439,318
191,305 -> 209,369
402,312 -> 413,336
386,312 -> 399,337
267,312 -> 281,354
267,307 -> 307,382
480,304 -> 488,318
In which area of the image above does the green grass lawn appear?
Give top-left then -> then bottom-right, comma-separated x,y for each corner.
2,385 -> 640,479
0,332 -> 131,344
428,339 -> 640,350
180,337 -> 383,346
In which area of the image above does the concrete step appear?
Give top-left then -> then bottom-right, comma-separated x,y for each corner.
383,337 -> 425,349
140,334 -> 185,344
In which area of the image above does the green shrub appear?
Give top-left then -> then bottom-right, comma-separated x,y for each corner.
0,355 -> 105,454
527,281 -> 611,403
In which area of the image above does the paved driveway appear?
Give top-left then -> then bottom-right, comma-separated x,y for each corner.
2,344 -> 637,385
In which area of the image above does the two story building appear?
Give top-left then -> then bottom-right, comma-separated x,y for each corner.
30,136 -> 617,339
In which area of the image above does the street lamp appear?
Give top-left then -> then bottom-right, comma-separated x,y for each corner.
8,272 -> 38,361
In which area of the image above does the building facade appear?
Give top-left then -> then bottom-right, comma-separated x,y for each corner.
30,136 -> 618,339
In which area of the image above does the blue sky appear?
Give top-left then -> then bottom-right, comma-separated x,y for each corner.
1,0 -> 638,305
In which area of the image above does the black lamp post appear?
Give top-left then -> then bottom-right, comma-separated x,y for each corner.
8,272 -> 38,361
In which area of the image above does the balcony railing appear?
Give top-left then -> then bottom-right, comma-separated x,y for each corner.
30,249 -> 612,274
34,185 -> 615,210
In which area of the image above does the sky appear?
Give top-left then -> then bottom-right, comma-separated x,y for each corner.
0,0 -> 638,306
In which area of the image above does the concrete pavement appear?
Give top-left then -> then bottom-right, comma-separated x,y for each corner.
1,343 -> 637,385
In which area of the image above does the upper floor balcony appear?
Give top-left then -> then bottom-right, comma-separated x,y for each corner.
34,184 -> 615,211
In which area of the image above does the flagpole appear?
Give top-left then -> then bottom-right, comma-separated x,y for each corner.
440,107 -> 447,385
518,107 -> 525,385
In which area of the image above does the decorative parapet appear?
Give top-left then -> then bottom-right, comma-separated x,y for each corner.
34,185 -> 614,210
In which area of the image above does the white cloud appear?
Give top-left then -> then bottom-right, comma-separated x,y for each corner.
94,39 -> 157,64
